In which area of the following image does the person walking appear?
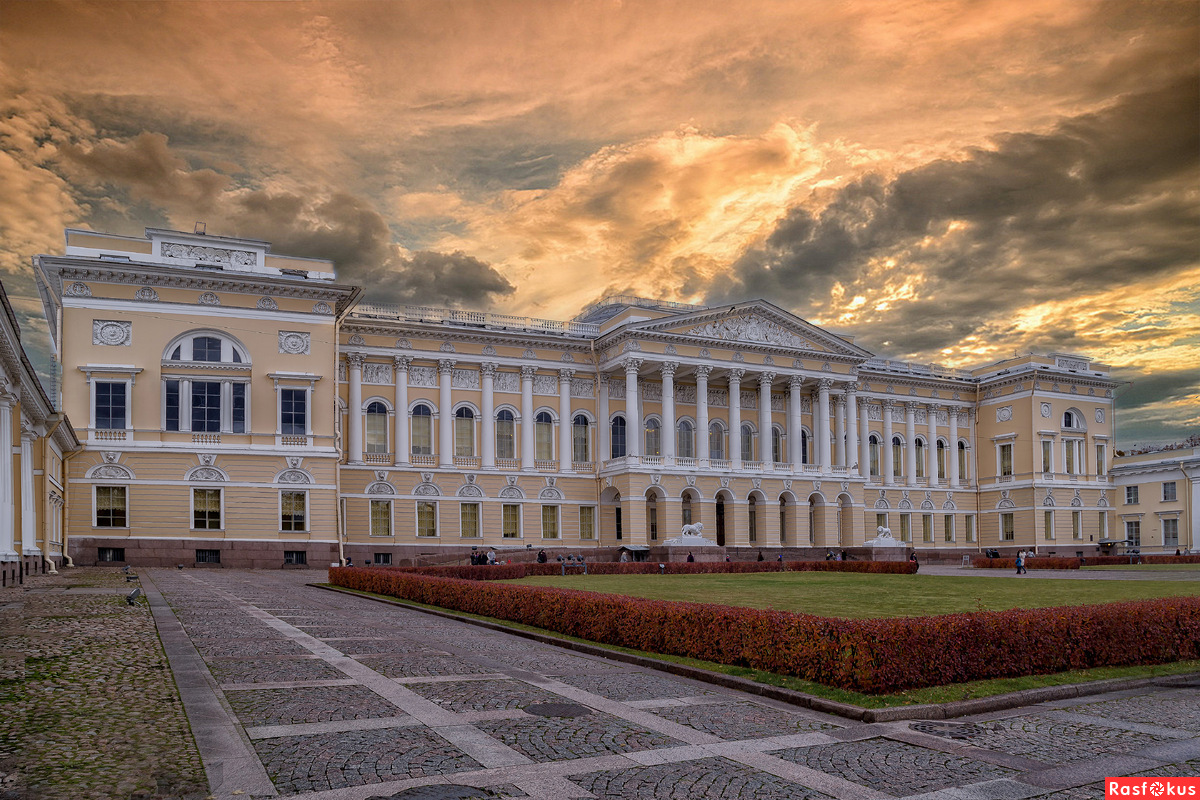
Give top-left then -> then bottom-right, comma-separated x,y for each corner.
1015,552 -> 1026,575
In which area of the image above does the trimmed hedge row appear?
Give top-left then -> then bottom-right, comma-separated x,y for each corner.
374,559 -> 918,581
972,557 -> 1081,570
1084,555 -> 1200,566
327,567 -> 1200,693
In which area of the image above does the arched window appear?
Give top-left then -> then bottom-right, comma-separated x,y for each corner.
645,418 -> 662,457
958,441 -> 969,481
936,440 -> 947,480
454,407 -> 475,457
611,416 -> 626,458
535,411 -> 554,461
779,499 -> 787,544
801,430 -> 810,464
772,427 -> 784,464
572,414 -> 590,463
646,492 -> 659,541
496,410 -> 515,459
681,493 -> 693,526
167,333 -> 245,363
1063,410 -> 1077,428
748,495 -> 757,542
892,436 -> 904,477
365,401 -> 389,454
411,404 -> 433,455
162,331 -> 249,433
741,424 -> 754,461
915,438 -> 927,479
869,434 -> 881,477
709,422 -> 725,460
677,420 -> 695,459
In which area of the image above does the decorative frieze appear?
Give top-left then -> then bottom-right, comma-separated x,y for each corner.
134,286 -> 158,301
313,301 -> 333,315
409,366 -> 436,388
533,375 -> 558,395
688,313 -> 807,347
740,390 -> 757,409
364,363 -> 393,384
452,368 -> 479,390
65,282 -> 91,297
257,296 -> 278,310
198,292 -> 221,305
571,378 -> 594,398
493,372 -> 519,393
162,242 -> 255,267
707,388 -> 728,408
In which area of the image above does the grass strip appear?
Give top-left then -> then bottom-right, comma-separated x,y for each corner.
322,584 -> 1199,710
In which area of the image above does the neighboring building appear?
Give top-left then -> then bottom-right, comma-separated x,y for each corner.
0,278 -> 80,585
34,227 -> 1125,567
1111,447 -> 1200,553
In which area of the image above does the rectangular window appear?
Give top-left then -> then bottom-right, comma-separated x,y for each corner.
1125,520 -> 1141,546
370,500 -> 392,536
373,552 -> 392,566
502,504 -> 521,538
191,381 -> 221,432
95,486 -> 127,527
536,420 -> 553,461
1163,482 -> 1177,502
95,382 -> 127,430
579,506 -> 595,540
541,505 -> 559,539
195,549 -> 220,564
283,550 -> 307,565
937,443 -> 946,480
965,515 -> 976,543
1095,444 -> 1106,477
1001,512 -> 1015,541
893,439 -> 903,477
916,444 -> 926,479
899,514 -> 911,542
1064,440 -> 1076,474
281,491 -> 307,531
1163,518 -> 1179,548
416,501 -> 437,537
460,503 -> 480,538
411,413 -> 432,455
573,421 -> 590,463
454,416 -> 474,457
944,515 -> 954,542
1041,440 -> 1053,473
232,383 -> 247,433
496,417 -> 515,459
280,389 -> 307,435
1072,510 -> 1082,540
876,512 -> 888,531
1044,509 -> 1055,541
1098,512 -> 1107,539
192,488 -> 222,530
747,504 -> 755,543
97,547 -> 125,563
922,514 -> 933,543
869,439 -> 880,477
1125,486 -> 1139,504
1000,443 -> 1013,477
614,506 -> 623,540
165,380 -> 180,431
649,502 -> 658,541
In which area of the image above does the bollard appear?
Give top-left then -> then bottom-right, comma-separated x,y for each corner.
658,563 -> 665,574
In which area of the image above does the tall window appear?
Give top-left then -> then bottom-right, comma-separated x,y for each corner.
741,424 -> 754,461
1000,443 -> 1013,477
677,420 -> 695,459
1125,520 -> 1141,546
454,407 -> 475,457
496,410 -> 515,459
460,503 -> 480,537
1096,444 -> 1106,477
1042,440 -> 1053,473
681,494 -> 693,526
535,412 -> 554,460
281,491 -> 307,531
164,333 -> 250,434
541,505 -> 559,538
944,514 -> 954,542
572,415 -> 590,463
958,441 -> 968,482
709,423 -> 724,460
1064,439 -> 1077,474
191,382 -> 221,432
899,514 -> 911,542
579,506 -> 595,540
915,439 -> 926,479
922,514 -> 933,542
411,404 -> 433,455
611,416 -> 626,458
370,500 -> 391,536
876,512 -> 888,530
193,488 -> 222,530
779,500 -> 787,544
645,418 -> 662,457
502,504 -> 521,538
646,495 -> 657,540
95,486 -> 127,527
748,496 -> 757,542
965,515 -> 976,542
1072,511 -> 1082,540
772,428 -> 784,464
892,437 -> 903,477
280,389 -> 306,435
869,435 -> 880,477
365,401 -> 389,454
1163,518 -> 1179,548
95,382 -> 127,430
1098,512 -> 1107,539
1044,509 -> 1055,540
416,501 -> 437,537
937,440 -> 947,480
801,430 -> 809,464
1001,512 -> 1015,541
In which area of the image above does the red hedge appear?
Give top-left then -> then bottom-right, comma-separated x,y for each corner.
375,560 -> 917,581
327,568 -> 1200,693
1084,555 -> 1200,566
972,557 -> 1082,570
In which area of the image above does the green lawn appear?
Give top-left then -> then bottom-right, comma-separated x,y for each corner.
507,572 -> 1200,618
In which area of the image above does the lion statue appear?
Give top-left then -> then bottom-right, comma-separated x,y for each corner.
680,522 -> 704,537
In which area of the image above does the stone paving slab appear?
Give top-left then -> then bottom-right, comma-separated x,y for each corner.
649,699 -> 843,740
225,684 -> 407,726
569,755 -> 834,799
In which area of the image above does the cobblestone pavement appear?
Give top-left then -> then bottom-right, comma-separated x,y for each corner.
128,568 -> 1199,800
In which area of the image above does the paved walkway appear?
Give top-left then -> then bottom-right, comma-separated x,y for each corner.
142,569 -> 1200,800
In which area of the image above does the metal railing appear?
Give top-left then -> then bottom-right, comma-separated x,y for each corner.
352,303 -> 601,338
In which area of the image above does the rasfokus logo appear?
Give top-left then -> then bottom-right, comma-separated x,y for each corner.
1107,778 -> 1200,798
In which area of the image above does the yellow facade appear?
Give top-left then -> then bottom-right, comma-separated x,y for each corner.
1112,447 -> 1199,553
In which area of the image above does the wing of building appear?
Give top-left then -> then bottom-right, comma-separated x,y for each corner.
32,226 -> 1190,570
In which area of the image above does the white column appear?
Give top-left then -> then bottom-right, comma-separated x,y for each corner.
393,356 -> 410,465
927,403 -> 940,488
598,372 -> 610,462
949,407 -> 960,488
817,379 -> 832,472
882,400 -> 895,486
728,369 -> 744,467
788,376 -> 803,466
905,401 -> 918,487
438,359 -> 455,467
624,359 -> 641,459
481,363 -> 496,469
20,428 -> 37,555
559,369 -> 573,472
521,366 -> 536,470
695,366 -> 711,463
847,386 -> 860,477
347,353 -> 364,464
661,362 -> 677,463
758,372 -> 775,468
834,393 -> 847,468
0,392 -> 16,560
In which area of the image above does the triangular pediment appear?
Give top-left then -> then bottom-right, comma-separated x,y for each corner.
619,301 -> 873,359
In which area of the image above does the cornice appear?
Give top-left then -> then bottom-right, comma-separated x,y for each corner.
342,320 -> 594,351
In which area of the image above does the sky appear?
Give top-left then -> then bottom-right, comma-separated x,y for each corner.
1,0 -> 1196,449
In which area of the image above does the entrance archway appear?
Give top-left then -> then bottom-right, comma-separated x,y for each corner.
837,493 -> 853,546
808,493 -> 825,546
714,490 -> 732,547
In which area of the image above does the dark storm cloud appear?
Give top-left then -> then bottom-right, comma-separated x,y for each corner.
1112,367 -> 1200,414
711,75 -> 1200,357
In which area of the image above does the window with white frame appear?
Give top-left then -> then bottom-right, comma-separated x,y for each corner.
164,380 -> 249,433
281,491 -> 307,532
999,443 -> 1013,477
801,429 -> 810,464
1044,509 -> 1054,540
573,415 -> 591,463
1001,512 -> 1015,541
579,506 -> 595,540
1096,444 -> 1106,477
454,407 -> 475,457
772,427 -> 784,464
748,496 -> 758,542
1163,482 -> 1177,502
682,493 -> 693,526
460,502 -> 480,537
1064,438 -> 1084,475
535,411 -> 554,460
502,504 -> 521,538
192,488 -> 222,530
892,437 -> 904,477
1163,518 -> 1179,548
937,440 -> 947,480
496,410 -> 516,459
922,514 -> 933,542
369,500 -> 391,536
1098,512 -> 1107,539
411,404 -> 433,454
610,416 -> 627,458
876,512 -> 888,530
741,424 -> 754,461
1072,510 -> 1082,540
645,418 -> 662,457
1125,485 -> 1139,504
958,441 -> 969,482
899,513 -> 911,542
1041,440 -> 1053,474
416,501 -> 437,537
541,505 -> 559,538
94,381 -> 129,430
944,514 -> 954,542
869,434 -> 880,477
709,422 -> 724,460
95,486 -> 127,527
1125,519 -> 1141,546
365,401 -> 389,453
965,514 -> 976,542
279,387 -> 306,436
915,438 -> 927,479
168,334 -> 245,363
677,420 -> 694,459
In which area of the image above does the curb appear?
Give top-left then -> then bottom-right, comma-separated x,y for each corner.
313,583 -> 1200,723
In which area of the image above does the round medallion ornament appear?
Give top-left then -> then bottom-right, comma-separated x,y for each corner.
95,322 -> 129,346
279,332 -> 308,354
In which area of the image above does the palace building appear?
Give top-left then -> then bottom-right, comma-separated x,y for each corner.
28,226 -> 1158,569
